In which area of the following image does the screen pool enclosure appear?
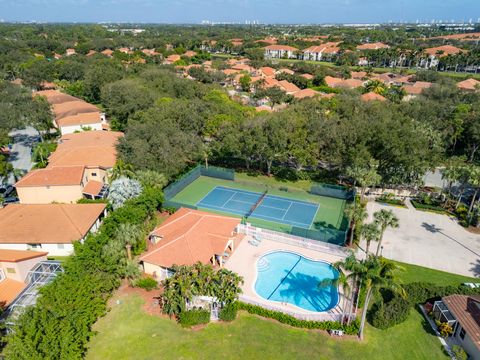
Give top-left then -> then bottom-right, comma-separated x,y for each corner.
197,186 -> 319,229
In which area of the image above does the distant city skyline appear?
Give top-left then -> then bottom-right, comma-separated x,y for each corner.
0,0 -> 479,24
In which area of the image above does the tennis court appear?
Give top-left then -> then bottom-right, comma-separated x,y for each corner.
196,186 -> 319,229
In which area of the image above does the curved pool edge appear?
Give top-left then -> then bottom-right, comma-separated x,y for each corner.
251,250 -> 341,314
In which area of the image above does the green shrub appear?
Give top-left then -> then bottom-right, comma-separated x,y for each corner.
178,309 -> 210,327
452,345 -> 468,360
219,303 -> 238,322
237,302 -> 359,334
376,193 -> 405,207
370,294 -> 410,329
133,277 -> 158,291
410,200 -> 449,214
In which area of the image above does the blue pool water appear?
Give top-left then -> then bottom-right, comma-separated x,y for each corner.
254,251 -> 339,312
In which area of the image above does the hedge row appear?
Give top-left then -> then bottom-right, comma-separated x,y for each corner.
370,282 -> 480,329
410,200 -> 449,214
4,187 -> 164,359
179,309 -> 211,327
219,303 -> 238,322
237,302 -> 359,334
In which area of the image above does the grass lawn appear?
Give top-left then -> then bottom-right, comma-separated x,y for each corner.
86,294 -> 447,360
395,260 -> 477,286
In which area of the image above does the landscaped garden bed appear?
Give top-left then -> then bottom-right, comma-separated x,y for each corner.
375,193 -> 407,208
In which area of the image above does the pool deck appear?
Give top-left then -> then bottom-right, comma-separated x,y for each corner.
225,236 -> 349,321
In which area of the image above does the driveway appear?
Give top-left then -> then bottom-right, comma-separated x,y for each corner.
5,126 -> 38,184
360,201 -> 480,278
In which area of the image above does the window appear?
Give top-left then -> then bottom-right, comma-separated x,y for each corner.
91,172 -> 97,177
27,244 -> 42,250
460,327 -> 466,340
6,267 -> 16,274
57,244 -> 65,249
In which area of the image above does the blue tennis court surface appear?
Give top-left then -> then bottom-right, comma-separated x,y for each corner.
196,186 -> 319,229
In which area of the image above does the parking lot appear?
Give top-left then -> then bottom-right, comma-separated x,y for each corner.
360,201 -> 480,278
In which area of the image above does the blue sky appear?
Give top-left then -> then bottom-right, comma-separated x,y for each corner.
0,0 -> 479,24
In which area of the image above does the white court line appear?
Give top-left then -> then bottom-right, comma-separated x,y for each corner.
250,212 -> 311,228
220,191 -> 240,209
281,201 -> 293,220
308,204 -> 321,229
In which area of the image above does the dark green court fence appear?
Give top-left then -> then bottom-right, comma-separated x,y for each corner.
164,165 -> 235,200
310,183 -> 355,201
290,226 -> 347,245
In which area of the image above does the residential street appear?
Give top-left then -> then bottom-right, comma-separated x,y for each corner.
5,126 -> 38,184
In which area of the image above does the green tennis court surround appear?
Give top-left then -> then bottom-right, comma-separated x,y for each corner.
164,166 -> 351,245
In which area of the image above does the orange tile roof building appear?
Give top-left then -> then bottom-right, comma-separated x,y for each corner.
0,249 -> 48,306
356,42 -> 390,51
361,92 -> 387,102
0,203 -> 107,256
303,42 -> 341,61
457,78 -> 480,91
140,208 -> 242,279
433,295 -> 480,359
264,45 -> 299,59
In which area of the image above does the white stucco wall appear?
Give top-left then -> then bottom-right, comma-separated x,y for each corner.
60,123 -> 103,135
0,243 -> 74,256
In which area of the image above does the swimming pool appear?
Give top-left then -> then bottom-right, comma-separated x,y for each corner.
254,251 -> 339,312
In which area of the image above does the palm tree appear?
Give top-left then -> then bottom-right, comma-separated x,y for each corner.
344,203 -> 367,246
361,223 -> 381,257
110,159 -> 135,181
373,209 -> 399,256
114,223 -> 143,260
467,165 -> 480,222
134,169 -> 167,190
335,254 -> 405,339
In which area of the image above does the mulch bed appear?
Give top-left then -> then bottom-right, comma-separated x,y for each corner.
114,280 -> 167,318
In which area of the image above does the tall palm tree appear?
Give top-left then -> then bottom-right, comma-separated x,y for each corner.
114,223 -> 142,260
467,165 -> 480,222
344,203 -> 367,246
373,209 -> 399,256
361,223 -> 381,257
335,254 -> 405,340
110,159 -> 135,181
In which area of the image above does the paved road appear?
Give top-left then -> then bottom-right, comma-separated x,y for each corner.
359,201 -> 480,278
5,127 -> 38,184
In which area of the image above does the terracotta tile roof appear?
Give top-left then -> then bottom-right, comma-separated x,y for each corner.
262,77 -> 280,88
166,54 -> 181,63
301,73 -> 314,80
0,203 -> 106,244
34,90 -> 78,105
413,81 -> 433,89
351,71 -> 367,79
444,295 -> 480,351
340,79 -> 364,89
278,68 -> 294,75
256,37 -> 277,45
15,166 -> 85,187
324,76 -> 344,87
457,78 -> 480,91
141,208 -> 240,268
101,49 -> 114,56
82,180 -> 104,196
48,131 -> 122,168
292,88 -> 319,99
53,101 -> 100,120
184,51 -> 197,57
0,278 -> 25,305
260,67 -> 276,78
222,69 -> 240,76
424,45 -> 465,57
232,64 -> 254,72
357,42 -> 389,50
265,45 -> 298,52
278,80 -> 301,93
142,49 -> 159,56
0,249 -> 48,262
55,112 -> 102,128
361,92 -> 387,102
86,50 -> 97,56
